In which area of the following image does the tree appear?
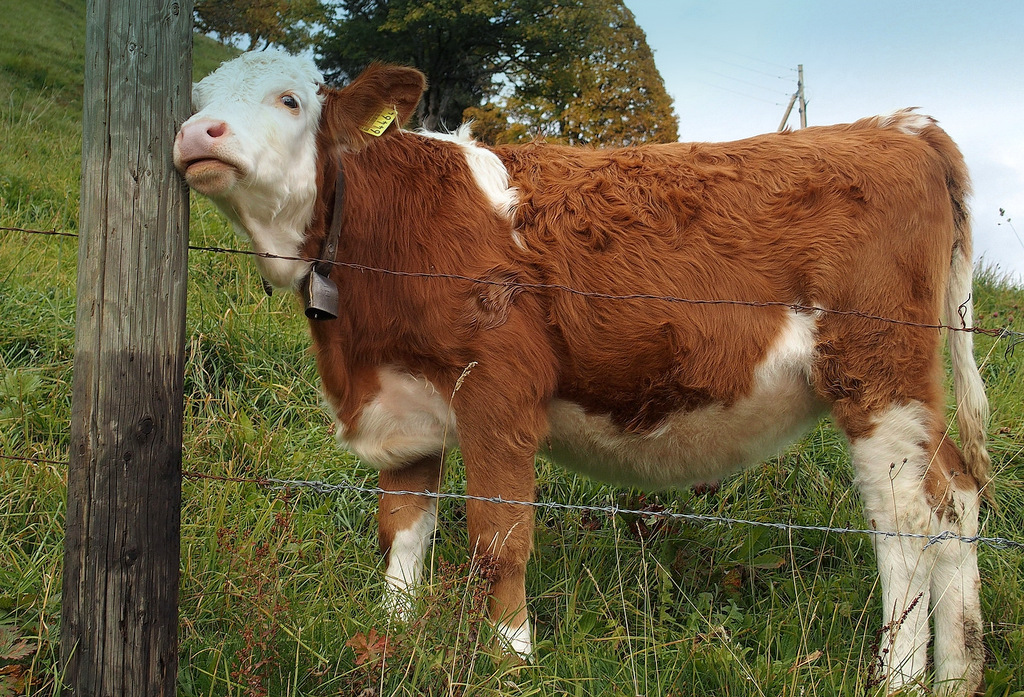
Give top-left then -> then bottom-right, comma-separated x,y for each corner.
469,1 -> 678,145
316,0 -> 678,144
317,0 -> 554,131
558,2 -> 678,144
195,0 -> 328,52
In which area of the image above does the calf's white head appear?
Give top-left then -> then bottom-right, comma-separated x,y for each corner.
174,51 -> 324,287
173,51 -> 425,289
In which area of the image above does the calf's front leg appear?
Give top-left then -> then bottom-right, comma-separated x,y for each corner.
463,448 -> 536,658
378,455 -> 444,618
454,363 -> 550,658
376,441 -> 538,658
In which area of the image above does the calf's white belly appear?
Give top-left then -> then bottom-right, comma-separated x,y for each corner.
337,367 -> 456,470
341,311 -> 821,485
547,311 -> 822,488
546,382 -> 822,490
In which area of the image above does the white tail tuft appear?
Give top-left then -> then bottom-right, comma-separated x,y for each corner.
944,223 -> 992,496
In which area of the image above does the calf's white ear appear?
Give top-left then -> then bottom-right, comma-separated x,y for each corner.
319,63 -> 426,151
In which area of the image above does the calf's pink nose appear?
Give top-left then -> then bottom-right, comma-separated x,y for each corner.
175,118 -> 232,166
178,118 -> 230,142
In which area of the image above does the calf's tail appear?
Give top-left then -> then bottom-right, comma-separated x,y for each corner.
919,116 -> 993,500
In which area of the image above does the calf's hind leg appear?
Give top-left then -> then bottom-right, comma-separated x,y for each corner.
845,403 -> 984,695
928,437 -> 984,694
845,402 -> 937,691
378,455 -> 444,618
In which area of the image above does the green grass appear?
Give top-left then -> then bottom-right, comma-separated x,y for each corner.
1,2 -> 1023,695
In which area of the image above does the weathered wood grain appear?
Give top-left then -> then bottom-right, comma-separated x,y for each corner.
61,0 -> 192,694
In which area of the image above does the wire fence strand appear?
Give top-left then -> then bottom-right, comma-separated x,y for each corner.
181,468 -> 1024,551
5,451 -> 1022,550
3,224 -> 1023,553
4,225 -> 1022,349
0,453 -> 68,467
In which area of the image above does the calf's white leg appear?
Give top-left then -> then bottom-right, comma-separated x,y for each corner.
849,403 -> 935,691
377,456 -> 443,618
848,403 -> 985,696
928,439 -> 985,694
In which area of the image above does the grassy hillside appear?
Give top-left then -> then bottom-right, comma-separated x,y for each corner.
1,2 -> 1023,695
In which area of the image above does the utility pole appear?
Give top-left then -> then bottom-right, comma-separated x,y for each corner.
797,64 -> 807,128
778,64 -> 807,131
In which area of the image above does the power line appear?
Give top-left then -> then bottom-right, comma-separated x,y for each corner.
709,57 -> 793,81
716,50 -> 800,74
692,79 -> 787,107
705,69 -> 792,97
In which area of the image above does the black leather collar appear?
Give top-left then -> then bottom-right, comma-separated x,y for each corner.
315,157 -> 345,279
300,158 -> 345,321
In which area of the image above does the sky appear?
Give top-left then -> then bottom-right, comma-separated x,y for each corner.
626,0 -> 1024,282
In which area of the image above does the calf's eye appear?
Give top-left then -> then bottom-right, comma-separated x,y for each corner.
281,95 -> 300,110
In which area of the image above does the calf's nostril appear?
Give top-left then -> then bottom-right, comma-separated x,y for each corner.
206,121 -> 227,139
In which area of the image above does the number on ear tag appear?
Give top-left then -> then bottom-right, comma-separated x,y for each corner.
360,107 -> 399,137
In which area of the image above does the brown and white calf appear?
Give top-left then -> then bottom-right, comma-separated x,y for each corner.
174,51 -> 991,694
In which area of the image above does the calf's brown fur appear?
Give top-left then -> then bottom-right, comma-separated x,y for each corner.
179,57 -> 990,694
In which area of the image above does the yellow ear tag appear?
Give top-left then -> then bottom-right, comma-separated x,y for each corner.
360,107 -> 399,136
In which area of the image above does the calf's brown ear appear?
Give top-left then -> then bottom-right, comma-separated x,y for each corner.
319,63 -> 426,151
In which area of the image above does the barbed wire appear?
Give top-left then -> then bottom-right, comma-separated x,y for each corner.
179,469 -> 1024,551
0,452 -> 68,466
0,226 -> 78,239
4,224 -> 1024,553
4,225 -> 1022,349
6,451 -> 1023,550
4,447 -> 1024,551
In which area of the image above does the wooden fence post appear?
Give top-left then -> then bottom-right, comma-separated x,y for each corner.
60,0 -> 192,694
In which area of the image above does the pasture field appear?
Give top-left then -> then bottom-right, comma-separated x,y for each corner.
2,1 -> 1023,694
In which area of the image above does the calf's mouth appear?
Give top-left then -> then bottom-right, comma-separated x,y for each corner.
181,157 -> 241,196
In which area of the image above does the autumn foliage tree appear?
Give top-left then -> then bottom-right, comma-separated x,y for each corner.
469,1 -> 678,145
316,0 -> 555,131
317,0 -> 679,144
194,0 -> 328,52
